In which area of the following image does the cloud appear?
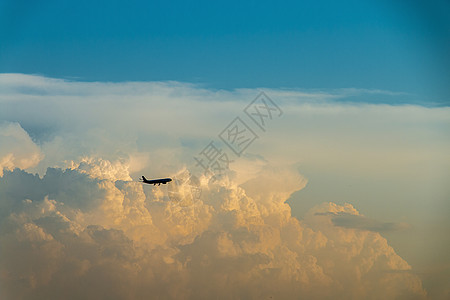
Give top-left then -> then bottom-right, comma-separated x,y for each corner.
0,122 -> 43,176
1,73 -> 446,298
0,162 -> 426,299
1,73 -> 449,180
314,211 -> 411,232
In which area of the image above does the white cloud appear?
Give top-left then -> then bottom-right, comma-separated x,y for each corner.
1,73 -> 448,180
1,73 -> 448,298
0,122 -> 43,176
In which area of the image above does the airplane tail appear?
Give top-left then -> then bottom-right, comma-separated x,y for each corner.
142,176 -> 147,181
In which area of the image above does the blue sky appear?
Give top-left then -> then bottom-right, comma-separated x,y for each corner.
1,0 -> 449,103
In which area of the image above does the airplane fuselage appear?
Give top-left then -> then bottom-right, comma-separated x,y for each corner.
141,176 -> 172,186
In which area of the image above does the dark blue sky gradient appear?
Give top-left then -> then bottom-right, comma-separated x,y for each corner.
1,0 -> 449,103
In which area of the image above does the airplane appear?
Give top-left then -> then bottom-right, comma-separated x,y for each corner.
140,176 -> 172,186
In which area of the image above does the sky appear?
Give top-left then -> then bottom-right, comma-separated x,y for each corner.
0,1 -> 449,299
1,0 -> 449,101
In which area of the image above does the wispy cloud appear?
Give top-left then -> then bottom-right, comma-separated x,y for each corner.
315,211 -> 411,232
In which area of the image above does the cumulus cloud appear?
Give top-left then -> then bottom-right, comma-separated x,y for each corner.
1,73 -> 446,299
0,161 -> 426,299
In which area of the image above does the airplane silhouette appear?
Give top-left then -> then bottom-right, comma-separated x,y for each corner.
140,176 -> 172,186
